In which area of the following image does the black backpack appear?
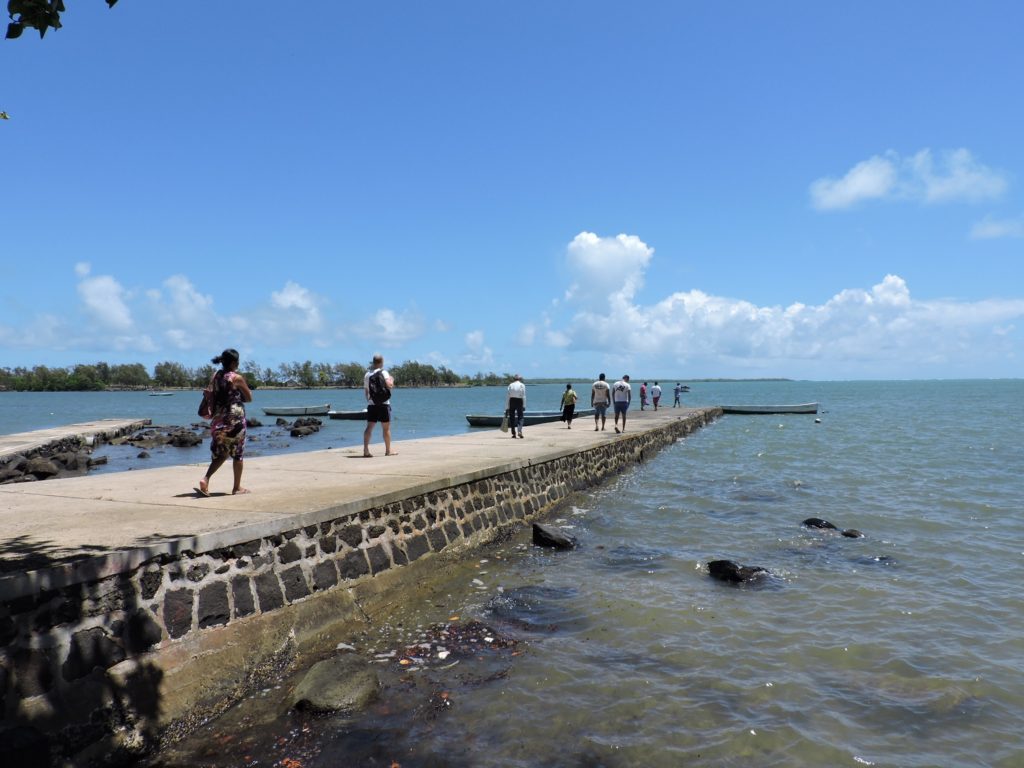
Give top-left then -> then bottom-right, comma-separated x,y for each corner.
367,370 -> 391,405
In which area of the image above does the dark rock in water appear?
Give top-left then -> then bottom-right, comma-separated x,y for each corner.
532,522 -> 577,550
275,417 -> 289,427
246,417 -> 262,428
293,417 -> 322,428
137,451 -> 150,459
707,559 -> 769,583
88,455 -> 108,467
290,425 -> 318,438
25,457 -> 60,479
289,655 -> 379,714
802,517 -> 838,530
841,528 -> 864,538
168,429 -> 202,448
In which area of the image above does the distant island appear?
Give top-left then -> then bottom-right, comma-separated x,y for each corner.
0,359 -> 791,393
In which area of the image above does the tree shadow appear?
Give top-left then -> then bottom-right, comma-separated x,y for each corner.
0,533 -> 170,766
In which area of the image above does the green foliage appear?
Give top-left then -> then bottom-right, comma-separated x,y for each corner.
6,0 -> 118,41
0,357 -> 505,392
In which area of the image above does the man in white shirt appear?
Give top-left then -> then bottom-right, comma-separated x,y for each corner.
506,374 -> 526,438
362,354 -> 396,457
612,375 -> 631,433
591,372 -> 611,431
651,382 -> 662,410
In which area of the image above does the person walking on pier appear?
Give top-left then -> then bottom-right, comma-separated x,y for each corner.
591,372 -> 611,431
639,381 -> 648,410
673,383 -> 682,407
612,374 -> 631,433
196,348 -> 252,496
363,354 -> 397,457
506,374 -> 526,438
651,382 -> 662,410
560,383 -> 578,428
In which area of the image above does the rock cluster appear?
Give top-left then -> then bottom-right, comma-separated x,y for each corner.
0,436 -> 107,485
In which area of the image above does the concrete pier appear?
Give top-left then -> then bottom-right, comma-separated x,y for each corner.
0,406 -> 719,765
0,419 -> 151,463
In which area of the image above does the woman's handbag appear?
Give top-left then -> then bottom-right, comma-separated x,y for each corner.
198,388 -> 213,419
198,372 -> 217,419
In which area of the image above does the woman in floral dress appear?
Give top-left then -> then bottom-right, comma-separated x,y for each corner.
196,348 -> 252,496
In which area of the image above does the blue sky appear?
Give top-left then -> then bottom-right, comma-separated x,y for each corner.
2,1 -> 1022,379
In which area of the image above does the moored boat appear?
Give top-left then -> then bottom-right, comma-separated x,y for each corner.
328,409 -> 369,420
466,408 -> 597,427
262,404 -> 331,416
720,403 -> 818,414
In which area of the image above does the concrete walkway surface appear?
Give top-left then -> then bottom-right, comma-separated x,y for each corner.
0,407 -> 713,598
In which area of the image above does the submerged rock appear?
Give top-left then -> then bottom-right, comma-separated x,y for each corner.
802,517 -> 838,530
707,559 -> 769,584
289,655 -> 380,714
532,522 -> 577,550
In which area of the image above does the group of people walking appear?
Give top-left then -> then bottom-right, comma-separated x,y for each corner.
196,349 -> 396,496
196,348 -> 684,495
506,372 -> 653,437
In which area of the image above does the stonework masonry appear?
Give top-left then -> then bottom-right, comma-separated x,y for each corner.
0,409 -> 718,765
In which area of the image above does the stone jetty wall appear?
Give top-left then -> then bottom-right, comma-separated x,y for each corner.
0,420 -> 150,485
0,410 -> 717,765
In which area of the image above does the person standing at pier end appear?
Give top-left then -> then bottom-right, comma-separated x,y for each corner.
506,374 -> 526,438
639,381 -> 648,410
363,354 -> 396,457
591,372 -> 611,431
196,348 -> 252,496
560,383 -> 578,428
673,383 -> 682,407
612,375 -> 631,433
651,382 -> 662,410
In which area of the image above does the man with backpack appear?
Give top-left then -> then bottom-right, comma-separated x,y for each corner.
363,354 -> 396,457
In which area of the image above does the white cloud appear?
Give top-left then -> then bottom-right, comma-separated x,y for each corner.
565,231 -> 654,309
270,281 -> 323,333
971,214 -> 1024,239
77,274 -> 133,331
810,155 -> 897,210
544,233 -> 1024,376
462,329 -> 495,368
810,148 -> 1007,210
356,307 -> 424,346
74,262 -> 91,277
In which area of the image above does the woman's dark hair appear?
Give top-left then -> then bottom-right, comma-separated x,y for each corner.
212,348 -> 240,367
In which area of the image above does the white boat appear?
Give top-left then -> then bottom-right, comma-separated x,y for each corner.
262,404 -> 331,417
148,392 -> 174,397
328,409 -> 369,420
720,403 -> 818,414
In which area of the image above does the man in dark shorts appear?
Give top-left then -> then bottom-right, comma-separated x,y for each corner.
612,374 -> 631,433
591,372 -> 611,431
362,354 -> 396,457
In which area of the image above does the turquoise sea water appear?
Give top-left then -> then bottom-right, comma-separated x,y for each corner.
4,381 -> 1023,766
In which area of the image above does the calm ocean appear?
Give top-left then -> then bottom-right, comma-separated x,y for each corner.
4,380 -> 1023,767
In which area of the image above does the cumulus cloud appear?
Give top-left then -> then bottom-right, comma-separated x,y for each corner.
355,307 -> 425,346
544,232 -> 1024,376
971,213 -> 1024,239
77,274 -> 133,331
810,148 -> 1007,210
565,231 -> 654,309
271,281 -> 324,333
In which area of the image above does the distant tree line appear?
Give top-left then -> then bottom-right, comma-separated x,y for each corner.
0,360 -> 514,391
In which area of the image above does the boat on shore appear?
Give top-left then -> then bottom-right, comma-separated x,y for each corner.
466,408 -> 597,427
262,404 -> 331,417
328,409 -> 368,420
720,403 -> 818,414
